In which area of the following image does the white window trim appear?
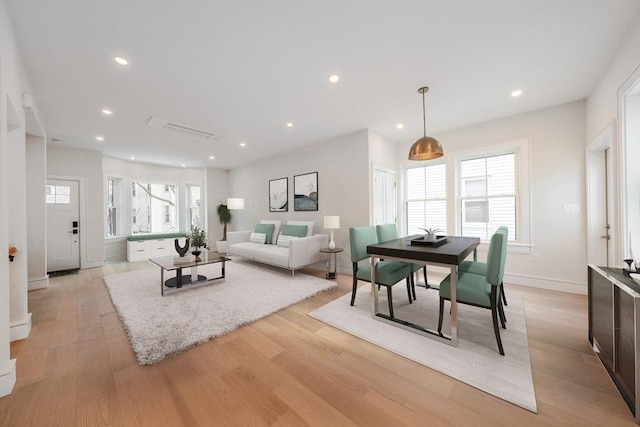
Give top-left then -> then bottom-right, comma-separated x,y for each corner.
454,138 -> 531,249
104,176 -> 123,238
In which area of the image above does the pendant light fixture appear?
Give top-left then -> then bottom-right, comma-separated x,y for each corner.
408,86 -> 444,161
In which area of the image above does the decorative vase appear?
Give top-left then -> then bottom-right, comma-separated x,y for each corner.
192,249 -> 202,261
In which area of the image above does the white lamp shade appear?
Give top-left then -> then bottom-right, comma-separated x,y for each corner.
324,215 -> 340,229
227,198 -> 245,210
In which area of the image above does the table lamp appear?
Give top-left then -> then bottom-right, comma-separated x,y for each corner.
324,215 -> 340,250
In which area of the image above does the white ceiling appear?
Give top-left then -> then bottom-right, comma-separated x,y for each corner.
6,0 -> 640,169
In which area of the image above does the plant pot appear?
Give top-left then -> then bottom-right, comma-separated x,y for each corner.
423,235 -> 437,242
216,240 -> 228,254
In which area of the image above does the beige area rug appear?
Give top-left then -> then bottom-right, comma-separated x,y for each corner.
104,260 -> 336,365
309,284 -> 537,413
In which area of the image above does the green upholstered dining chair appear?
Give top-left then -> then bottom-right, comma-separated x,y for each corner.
350,226 -> 413,318
437,227 -> 509,355
376,224 -> 427,300
458,226 -> 509,307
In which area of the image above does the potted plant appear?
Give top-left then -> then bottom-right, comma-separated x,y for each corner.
419,227 -> 441,242
216,202 -> 232,253
189,227 -> 209,259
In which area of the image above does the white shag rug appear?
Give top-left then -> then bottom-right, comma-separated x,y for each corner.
104,260 -> 336,365
309,284 -> 537,413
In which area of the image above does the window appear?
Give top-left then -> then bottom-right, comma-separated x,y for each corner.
406,163 -> 447,235
459,153 -> 516,241
106,178 -> 120,237
131,182 -> 177,234
187,185 -> 202,230
46,185 -> 71,204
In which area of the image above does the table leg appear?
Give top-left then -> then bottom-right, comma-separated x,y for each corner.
370,256 -> 379,318
160,268 -> 164,296
449,265 -> 458,346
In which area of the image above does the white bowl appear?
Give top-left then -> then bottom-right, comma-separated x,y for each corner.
630,273 -> 640,284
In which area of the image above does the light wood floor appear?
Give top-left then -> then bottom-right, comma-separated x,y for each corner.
0,261 -> 636,426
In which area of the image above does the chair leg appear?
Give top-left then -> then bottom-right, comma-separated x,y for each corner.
350,276 -> 358,306
406,277 -> 413,304
411,273 -> 417,300
498,299 -> 506,329
437,297 -> 445,334
501,282 -> 508,306
423,266 -> 429,288
387,286 -> 394,318
491,288 -> 505,356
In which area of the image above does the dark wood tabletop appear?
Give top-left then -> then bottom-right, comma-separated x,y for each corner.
367,235 -> 480,265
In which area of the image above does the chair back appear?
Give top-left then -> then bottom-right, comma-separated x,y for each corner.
376,224 -> 398,243
349,226 -> 379,262
485,226 -> 508,286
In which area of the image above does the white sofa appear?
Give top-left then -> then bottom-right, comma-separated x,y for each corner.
227,220 -> 328,276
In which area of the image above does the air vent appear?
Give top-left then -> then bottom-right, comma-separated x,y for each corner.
146,116 -> 222,140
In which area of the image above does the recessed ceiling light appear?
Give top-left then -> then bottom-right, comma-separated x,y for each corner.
511,89 -> 523,97
286,122 -> 293,128
130,156 -> 135,160
181,164 -> 186,167
95,136 -> 104,141
114,56 -> 128,66
329,74 -> 340,83
396,123 -> 404,129
239,142 -> 246,147
101,109 -> 113,115
209,156 -> 215,160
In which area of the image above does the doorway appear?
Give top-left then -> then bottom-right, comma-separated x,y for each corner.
372,165 -> 397,226
586,123 -> 616,267
46,179 -> 80,272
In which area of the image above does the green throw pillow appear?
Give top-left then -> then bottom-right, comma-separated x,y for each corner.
255,223 -> 275,244
281,224 -> 307,238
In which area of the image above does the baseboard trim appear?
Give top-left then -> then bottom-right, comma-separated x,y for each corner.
28,276 -> 49,291
10,313 -> 32,341
0,359 -> 16,398
503,273 -> 587,295
82,260 -> 105,269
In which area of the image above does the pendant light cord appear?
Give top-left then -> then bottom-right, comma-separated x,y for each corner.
422,90 -> 427,137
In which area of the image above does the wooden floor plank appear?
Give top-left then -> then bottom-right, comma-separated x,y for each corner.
0,261 -> 637,426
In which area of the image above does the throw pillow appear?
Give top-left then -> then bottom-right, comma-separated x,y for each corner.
281,224 -> 307,238
277,234 -> 299,248
254,223 -> 275,244
249,232 -> 267,244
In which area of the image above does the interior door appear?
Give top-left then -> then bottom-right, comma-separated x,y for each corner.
586,123 -> 615,267
373,167 -> 397,225
47,179 -> 80,271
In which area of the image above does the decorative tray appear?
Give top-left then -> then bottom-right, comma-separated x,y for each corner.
410,235 -> 448,247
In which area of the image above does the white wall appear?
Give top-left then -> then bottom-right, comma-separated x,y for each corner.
26,135 -> 47,290
47,145 -> 105,268
0,0 -> 41,396
587,12 -> 640,264
397,100 -> 588,293
229,129 -> 370,272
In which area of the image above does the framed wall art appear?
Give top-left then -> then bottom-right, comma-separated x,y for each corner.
294,172 -> 318,211
269,177 -> 288,212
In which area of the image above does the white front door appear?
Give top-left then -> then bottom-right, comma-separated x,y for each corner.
47,179 -> 80,272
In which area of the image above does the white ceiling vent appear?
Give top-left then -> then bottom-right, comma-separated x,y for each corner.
146,116 -> 222,140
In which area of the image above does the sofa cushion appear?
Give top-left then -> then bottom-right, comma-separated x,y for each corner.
229,242 -> 256,258
277,235 -> 299,248
259,220 -> 281,244
286,220 -> 314,237
281,224 -> 307,238
249,232 -> 267,244
252,245 -> 289,267
254,223 -> 275,244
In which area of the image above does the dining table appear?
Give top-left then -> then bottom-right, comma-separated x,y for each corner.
367,234 -> 481,346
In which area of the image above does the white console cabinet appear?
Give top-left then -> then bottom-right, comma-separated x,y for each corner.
127,234 -> 187,262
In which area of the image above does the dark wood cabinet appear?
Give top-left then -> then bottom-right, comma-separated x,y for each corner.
588,265 -> 640,423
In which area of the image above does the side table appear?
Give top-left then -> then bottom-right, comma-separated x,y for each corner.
319,247 -> 344,279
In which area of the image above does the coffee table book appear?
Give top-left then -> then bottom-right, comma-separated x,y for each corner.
173,255 -> 195,266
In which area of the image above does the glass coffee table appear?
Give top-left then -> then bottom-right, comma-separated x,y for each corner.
150,251 -> 230,296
